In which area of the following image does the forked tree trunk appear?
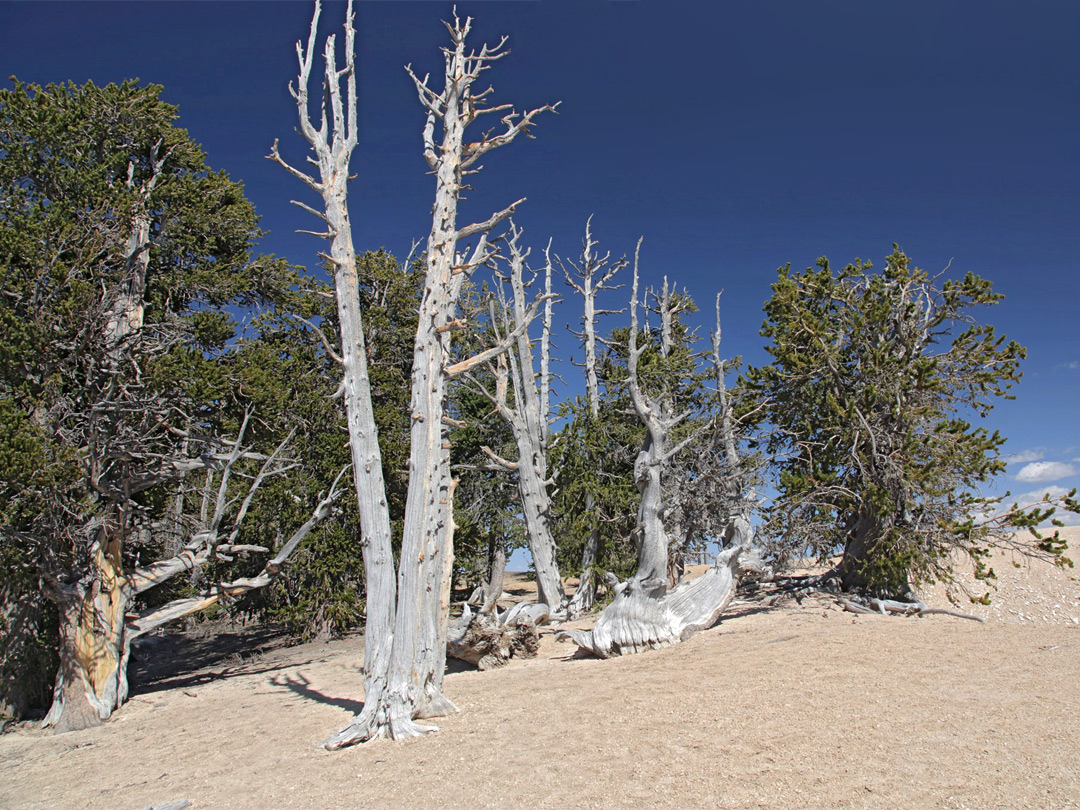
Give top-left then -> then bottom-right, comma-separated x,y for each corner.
558,247 -> 741,657
280,5 -> 556,747
477,226 -> 565,609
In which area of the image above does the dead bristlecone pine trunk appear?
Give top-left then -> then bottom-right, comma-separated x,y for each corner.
470,223 -> 565,612
273,1 -> 556,746
558,246 -> 742,657
447,601 -> 549,670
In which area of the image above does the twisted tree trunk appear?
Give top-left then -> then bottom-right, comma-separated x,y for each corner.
559,247 -> 741,657
43,522 -> 130,732
42,146 -> 166,732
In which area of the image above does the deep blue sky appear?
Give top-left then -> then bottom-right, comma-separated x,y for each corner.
4,0 -> 1078,519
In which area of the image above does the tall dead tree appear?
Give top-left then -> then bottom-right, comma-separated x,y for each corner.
561,218 -> 626,614
273,1 -> 555,745
709,294 -> 762,565
558,245 -> 742,657
664,294 -> 764,584
269,0 -> 398,742
470,224 -> 564,609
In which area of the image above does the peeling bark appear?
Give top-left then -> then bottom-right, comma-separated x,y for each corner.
43,525 -> 129,732
41,425 -> 341,732
43,140 -> 169,732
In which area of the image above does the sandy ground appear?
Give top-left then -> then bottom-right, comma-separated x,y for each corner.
1,530 -> 1078,810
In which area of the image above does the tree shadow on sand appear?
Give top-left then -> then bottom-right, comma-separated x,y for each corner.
269,671 -> 366,715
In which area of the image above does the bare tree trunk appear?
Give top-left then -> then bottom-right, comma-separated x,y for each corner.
710,294 -> 767,580
269,0 -> 401,744
558,246 -> 741,657
469,538 -> 508,614
562,219 -> 625,615
838,509 -> 912,599
41,430 -> 341,732
42,521 -> 130,732
474,227 -> 564,609
286,6 -> 556,746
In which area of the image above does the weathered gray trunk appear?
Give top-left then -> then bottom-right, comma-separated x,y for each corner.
447,601 -> 548,670
710,293 -> 767,580
482,229 -> 565,609
468,538 -> 507,614
270,0 -> 398,745
558,546 -> 742,657
316,7 -> 555,746
559,247 -> 740,657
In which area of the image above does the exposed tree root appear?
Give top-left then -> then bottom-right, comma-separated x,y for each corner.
556,546 -> 742,657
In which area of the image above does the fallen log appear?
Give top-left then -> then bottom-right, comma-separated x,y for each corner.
839,596 -> 986,623
446,601 -> 550,670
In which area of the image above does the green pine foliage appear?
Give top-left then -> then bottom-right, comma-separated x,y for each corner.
743,248 -> 1071,598
233,250 -> 422,638
0,77 -> 308,714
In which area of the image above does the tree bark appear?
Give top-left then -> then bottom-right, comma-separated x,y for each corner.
43,522 -> 130,732
42,143 -> 168,732
468,537 -> 507,614
447,601 -> 547,670
478,227 -> 565,609
838,510 -> 913,599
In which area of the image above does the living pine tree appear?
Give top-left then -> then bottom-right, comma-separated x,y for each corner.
0,78 -> 310,729
743,248 -> 1074,599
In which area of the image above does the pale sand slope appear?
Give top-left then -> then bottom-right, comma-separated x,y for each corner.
1,530 -> 1077,810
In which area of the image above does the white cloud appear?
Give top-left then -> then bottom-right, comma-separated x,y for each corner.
1011,485 -> 1071,503
1015,461 -> 1077,483
1016,462 -> 1077,483
1004,449 -> 1045,464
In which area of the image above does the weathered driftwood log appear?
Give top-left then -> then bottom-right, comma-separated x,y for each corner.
447,602 -> 550,670
557,546 -> 742,658
839,596 -> 986,623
